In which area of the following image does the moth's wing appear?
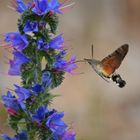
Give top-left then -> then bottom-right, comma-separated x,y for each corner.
101,44 -> 129,76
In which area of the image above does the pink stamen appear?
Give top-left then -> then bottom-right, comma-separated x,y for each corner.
61,0 -> 72,5
3,56 -> 11,64
4,55 -> 11,61
63,44 -> 74,50
5,49 -> 13,54
3,46 -> 13,51
1,44 -> 13,50
60,2 -> 75,13
7,5 -> 16,11
0,72 -> 11,77
6,87 -> 15,92
11,0 -> 17,8
2,46 -> 13,54
4,60 -> 9,64
1,42 -> 12,47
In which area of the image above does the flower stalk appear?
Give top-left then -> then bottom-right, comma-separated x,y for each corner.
1,0 -> 76,140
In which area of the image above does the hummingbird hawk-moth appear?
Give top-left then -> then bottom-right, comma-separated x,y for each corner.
84,44 -> 129,88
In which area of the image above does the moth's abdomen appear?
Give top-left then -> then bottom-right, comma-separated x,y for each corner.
101,64 -> 116,77
111,74 -> 126,88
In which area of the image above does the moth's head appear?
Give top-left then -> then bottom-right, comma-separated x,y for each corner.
84,58 -> 100,66
84,58 -> 101,73
84,58 -> 93,65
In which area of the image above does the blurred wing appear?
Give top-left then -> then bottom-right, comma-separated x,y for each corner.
101,44 -> 129,76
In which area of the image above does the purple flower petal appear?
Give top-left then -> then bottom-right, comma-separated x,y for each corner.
8,51 -> 29,76
16,0 -> 28,13
1,91 -> 20,112
32,106 -> 49,123
32,84 -> 44,94
53,54 -> 77,73
24,20 -> 39,33
32,0 -> 49,15
48,0 -> 62,14
61,129 -> 76,140
49,34 -> 64,50
14,85 -> 31,102
46,112 -> 67,136
32,0 -> 62,15
4,32 -> 29,51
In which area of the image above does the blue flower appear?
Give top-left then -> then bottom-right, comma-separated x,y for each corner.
8,51 -> 29,75
49,34 -> 64,50
24,20 -> 39,33
4,32 -> 29,51
1,131 -> 28,140
32,0 -> 49,15
37,39 -> 45,50
32,106 -> 48,123
15,131 -> 28,140
14,85 -> 31,109
53,55 -> 77,73
47,0 -> 62,14
37,34 -> 64,50
1,91 -> 20,112
42,71 -> 52,87
1,91 -> 15,101
1,134 -> 16,140
14,85 -> 31,102
61,129 -> 76,140
39,21 -> 47,28
46,112 -> 67,136
16,0 -> 28,13
32,0 -> 62,16
32,84 -> 44,94
55,50 -> 66,60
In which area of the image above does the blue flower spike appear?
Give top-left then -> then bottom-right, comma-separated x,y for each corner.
1,0 -> 76,139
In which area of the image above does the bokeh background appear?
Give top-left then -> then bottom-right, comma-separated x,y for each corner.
0,0 -> 140,140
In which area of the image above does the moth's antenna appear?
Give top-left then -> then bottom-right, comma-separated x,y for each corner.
91,44 -> 94,59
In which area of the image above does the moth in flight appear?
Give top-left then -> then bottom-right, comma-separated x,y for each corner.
84,44 -> 129,88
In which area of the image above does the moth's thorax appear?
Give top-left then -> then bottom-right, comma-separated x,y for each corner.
84,58 -> 101,75
95,63 -> 102,72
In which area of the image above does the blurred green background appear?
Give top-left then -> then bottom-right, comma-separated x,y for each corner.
0,0 -> 140,140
